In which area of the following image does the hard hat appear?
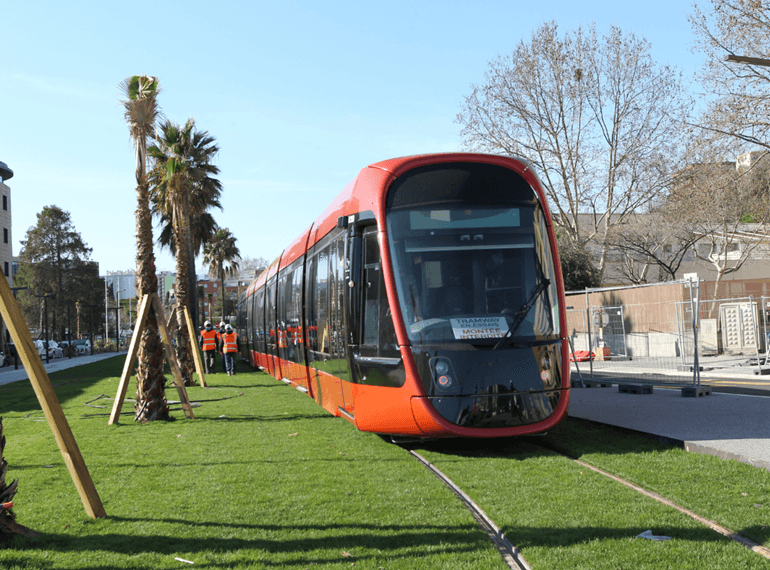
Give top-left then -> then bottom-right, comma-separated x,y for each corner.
225,324 -> 233,332
204,320 -> 211,327
219,322 -> 225,327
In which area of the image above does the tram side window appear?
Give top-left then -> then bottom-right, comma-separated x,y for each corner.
277,270 -> 291,362
291,264 -> 305,365
266,279 -> 277,355
361,231 -> 399,358
305,254 -> 318,356
315,246 -> 330,356
255,289 -> 265,354
279,263 -> 303,365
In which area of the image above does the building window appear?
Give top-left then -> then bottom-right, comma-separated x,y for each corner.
2,196 -> 6,211
3,228 -> 7,244
4,262 -> 8,277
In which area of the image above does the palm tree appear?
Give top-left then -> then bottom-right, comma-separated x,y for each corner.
203,228 -> 241,323
149,119 -> 222,385
120,75 -> 168,421
153,123 -> 222,330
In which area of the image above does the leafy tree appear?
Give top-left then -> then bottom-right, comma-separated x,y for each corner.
149,119 -> 222,386
457,22 -> 693,280
203,228 -> 241,323
15,206 -> 103,340
557,237 -> 602,292
120,75 -> 167,422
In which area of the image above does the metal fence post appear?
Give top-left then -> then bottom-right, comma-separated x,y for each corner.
749,295 -> 763,375
586,289 -> 593,381
689,277 -> 701,388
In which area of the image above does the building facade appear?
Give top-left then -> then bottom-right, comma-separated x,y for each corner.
0,161 -> 13,284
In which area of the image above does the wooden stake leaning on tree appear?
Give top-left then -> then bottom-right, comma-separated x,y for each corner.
109,293 -> 194,425
0,275 -> 106,519
183,305 -> 207,388
110,293 -> 152,425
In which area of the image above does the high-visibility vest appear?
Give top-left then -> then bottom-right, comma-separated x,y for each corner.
201,329 -> 218,351
223,332 -> 238,353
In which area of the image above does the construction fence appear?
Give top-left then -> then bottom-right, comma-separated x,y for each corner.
566,280 -> 770,388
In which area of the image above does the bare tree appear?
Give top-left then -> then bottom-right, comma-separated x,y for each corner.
690,0 -> 770,151
605,205 -> 702,284
669,146 -> 770,300
458,22 -> 693,279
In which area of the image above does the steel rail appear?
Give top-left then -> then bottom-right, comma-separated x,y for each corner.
406,448 -> 532,570
569,455 -> 770,561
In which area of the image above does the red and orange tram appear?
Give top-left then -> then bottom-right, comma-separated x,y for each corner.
236,153 -> 570,438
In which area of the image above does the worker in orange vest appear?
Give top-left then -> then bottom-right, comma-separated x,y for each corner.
222,324 -> 239,376
217,321 -> 227,373
199,320 -> 219,374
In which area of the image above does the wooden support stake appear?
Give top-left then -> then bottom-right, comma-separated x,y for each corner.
183,306 -> 207,387
109,295 -> 153,425
0,276 -> 106,519
110,293 -> 194,423
152,295 -> 195,419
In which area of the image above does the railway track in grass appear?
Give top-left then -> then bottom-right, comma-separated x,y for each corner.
406,447 -> 532,570
403,440 -> 770,569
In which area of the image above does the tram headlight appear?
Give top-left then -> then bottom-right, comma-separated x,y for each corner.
431,358 -> 456,392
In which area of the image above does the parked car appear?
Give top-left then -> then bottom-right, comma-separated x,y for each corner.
71,339 -> 91,354
47,340 -> 63,358
34,339 -> 63,359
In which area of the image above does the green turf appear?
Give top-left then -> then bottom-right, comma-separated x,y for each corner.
414,421 -> 770,569
0,356 -> 506,569
3,357 -> 770,569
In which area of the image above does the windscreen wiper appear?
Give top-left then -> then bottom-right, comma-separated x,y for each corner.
492,278 -> 551,350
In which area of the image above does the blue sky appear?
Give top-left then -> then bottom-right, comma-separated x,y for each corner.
0,0 -> 706,275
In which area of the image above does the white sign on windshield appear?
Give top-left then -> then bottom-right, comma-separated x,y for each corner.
450,316 -> 509,340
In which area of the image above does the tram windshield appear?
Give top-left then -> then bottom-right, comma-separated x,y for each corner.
387,204 -> 560,346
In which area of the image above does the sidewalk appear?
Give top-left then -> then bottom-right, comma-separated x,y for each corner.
568,385 -> 770,471
0,352 -> 125,386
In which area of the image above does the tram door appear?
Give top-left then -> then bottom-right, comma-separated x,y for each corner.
333,234 -> 353,416
310,238 -> 346,416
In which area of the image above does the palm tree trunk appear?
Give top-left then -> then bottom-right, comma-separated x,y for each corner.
186,236 -> 198,329
173,211 -> 194,386
220,271 -> 225,323
134,178 -> 169,422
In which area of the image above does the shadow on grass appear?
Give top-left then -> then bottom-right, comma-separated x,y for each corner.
408,417 -> 675,462
8,518 -> 736,567
11,519 -> 492,566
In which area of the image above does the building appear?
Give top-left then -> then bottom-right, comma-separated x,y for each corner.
103,270 -> 137,301
0,161 -> 13,284
198,268 -> 263,323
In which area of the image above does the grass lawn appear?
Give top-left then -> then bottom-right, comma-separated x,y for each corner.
3,356 -> 770,569
0,356 -> 506,569
414,421 -> 770,569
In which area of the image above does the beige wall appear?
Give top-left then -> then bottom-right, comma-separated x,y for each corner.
0,180 -> 11,286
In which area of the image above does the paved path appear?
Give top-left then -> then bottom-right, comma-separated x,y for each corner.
0,352 -> 125,386
568,385 -> 770,471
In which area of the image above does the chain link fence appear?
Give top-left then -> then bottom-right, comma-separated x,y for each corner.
566,281 -> 769,388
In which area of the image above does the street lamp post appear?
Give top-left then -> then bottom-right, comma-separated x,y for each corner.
88,304 -> 98,356
9,287 -> 29,369
115,289 -> 125,352
33,293 -> 56,364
